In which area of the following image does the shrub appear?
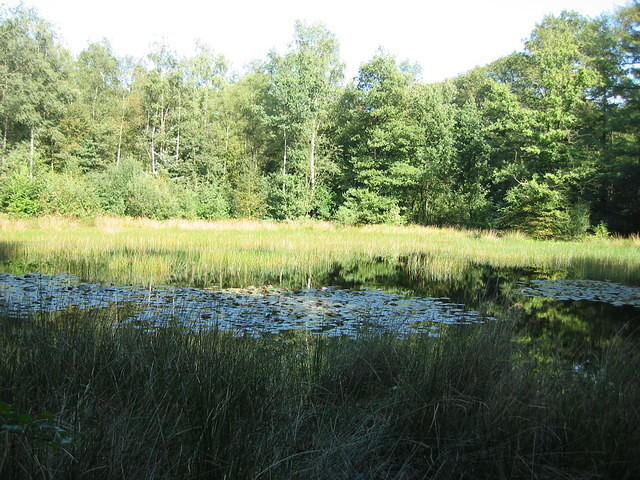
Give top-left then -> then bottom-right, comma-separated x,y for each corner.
335,188 -> 404,225
194,181 -> 230,220
265,172 -> 309,220
125,174 -> 181,220
592,221 -> 610,238
232,169 -> 268,219
90,158 -> 181,219
91,157 -> 143,216
43,173 -> 99,217
0,169 -> 46,217
499,175 -> 588,240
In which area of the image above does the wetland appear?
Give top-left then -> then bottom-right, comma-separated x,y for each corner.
1,218 -> 640,479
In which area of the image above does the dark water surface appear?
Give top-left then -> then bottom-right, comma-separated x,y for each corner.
1,255 -> 638,345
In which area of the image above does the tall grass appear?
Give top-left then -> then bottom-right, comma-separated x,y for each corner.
2,217 -> 639,478
1,217 -> 639,287
1,307 -> 639,479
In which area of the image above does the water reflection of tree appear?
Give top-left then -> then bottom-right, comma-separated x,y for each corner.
319,254 -> 639,357
511,297 -> 638,353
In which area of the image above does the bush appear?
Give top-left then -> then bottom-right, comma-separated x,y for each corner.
92,157 -> 142,216
0,169 -> 46,217
335,188 -> 404,225
591,221 -> 610,238
420,188 -> 490,227
125,174 -> 181,219
194,181 -> 230,220
43,173 -> 99,217
232,169 -> 268,219
310,184 -> 335,220
265,173 -> 309,220
566,201 -> 591,239
91,158 -> 182,219
499,175 -> 588,240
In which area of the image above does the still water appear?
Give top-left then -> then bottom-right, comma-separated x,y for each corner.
1,256 -> 638,343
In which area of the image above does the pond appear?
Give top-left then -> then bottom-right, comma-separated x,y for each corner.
1,255 -> 638,345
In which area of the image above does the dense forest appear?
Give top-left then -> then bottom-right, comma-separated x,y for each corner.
0,2 -> 638,237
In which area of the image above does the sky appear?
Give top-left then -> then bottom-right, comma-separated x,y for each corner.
3,0 -> 630,83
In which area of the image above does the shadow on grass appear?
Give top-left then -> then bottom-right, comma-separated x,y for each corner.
0,241 -> 20,264
1,307 -> 639,479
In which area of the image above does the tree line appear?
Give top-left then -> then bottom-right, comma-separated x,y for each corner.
0,2 -> 638,237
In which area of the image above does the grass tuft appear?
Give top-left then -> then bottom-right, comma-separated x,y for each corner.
1,309 -> 639,479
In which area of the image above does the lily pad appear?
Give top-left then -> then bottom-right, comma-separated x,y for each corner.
0,273 -> 494,338
519,279 -> 640,308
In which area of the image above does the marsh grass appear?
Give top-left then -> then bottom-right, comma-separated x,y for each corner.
1,217 -> 639,287
2,217 -> 640,478
1,306 -> 639,479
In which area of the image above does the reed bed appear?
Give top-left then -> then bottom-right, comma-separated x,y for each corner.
2,217 -> 639,478
1,308 -> 639,479
1,217 -> 639,287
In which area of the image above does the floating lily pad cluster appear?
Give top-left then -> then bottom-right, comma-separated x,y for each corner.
519,279 -> 640,308
0,273 -> 494,338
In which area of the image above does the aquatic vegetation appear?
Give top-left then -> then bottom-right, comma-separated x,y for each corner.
1,217 -> 639,478
520,279 -> 640,308
0,273 -> 491,337
1,311 -> 639,479
1,217 -> 639,288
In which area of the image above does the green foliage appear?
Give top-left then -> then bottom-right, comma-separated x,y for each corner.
91,157 -> 182,219
232,165 -> 268,219
335,188 -> 403,225
310,183 -> 335,219
0,5 -> 638,234
266,172 -> 309,220
125,174 -> 181,219
0,169 -> 45,217
422,188 -> 491,227
592,221 -> 610,238
43,172 -> 99,217
566,201 -> 591,239
0,401 -> 72,451
499,175 -> 588,240
192,181 -> 230,220
92,157 -> 142,216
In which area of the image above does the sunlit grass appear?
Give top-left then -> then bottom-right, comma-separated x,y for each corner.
1,216 -> 639,287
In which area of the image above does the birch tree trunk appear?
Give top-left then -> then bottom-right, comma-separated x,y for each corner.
309,117 -> 317,192
116,95 -> 126,165
2,117 -> 7,151
282,129 -> 288,196
1,117 -> 7,169
151,125 -> 157,175
159,89 -> 166,162
175,92 -> 181,162
91,85 -> 99,120
29,127 -> 35,179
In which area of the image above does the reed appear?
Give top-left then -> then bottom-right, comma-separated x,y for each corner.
2,217 -> 639,478
1,308 -> 638,479
1,217 -> 639,287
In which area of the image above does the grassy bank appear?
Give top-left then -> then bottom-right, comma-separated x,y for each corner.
1,216 -> 639,287
1,309 -> 639,479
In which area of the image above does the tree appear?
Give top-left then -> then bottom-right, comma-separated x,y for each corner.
264,22 -> 343,218
0,5 -> 71,177
334,53 -> 419,223
59,40 -> 123,171
500,174 -> 579,239
139,43 -> 185,175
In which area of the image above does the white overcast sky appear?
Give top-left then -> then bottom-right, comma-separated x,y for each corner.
3,0 -> 629,83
